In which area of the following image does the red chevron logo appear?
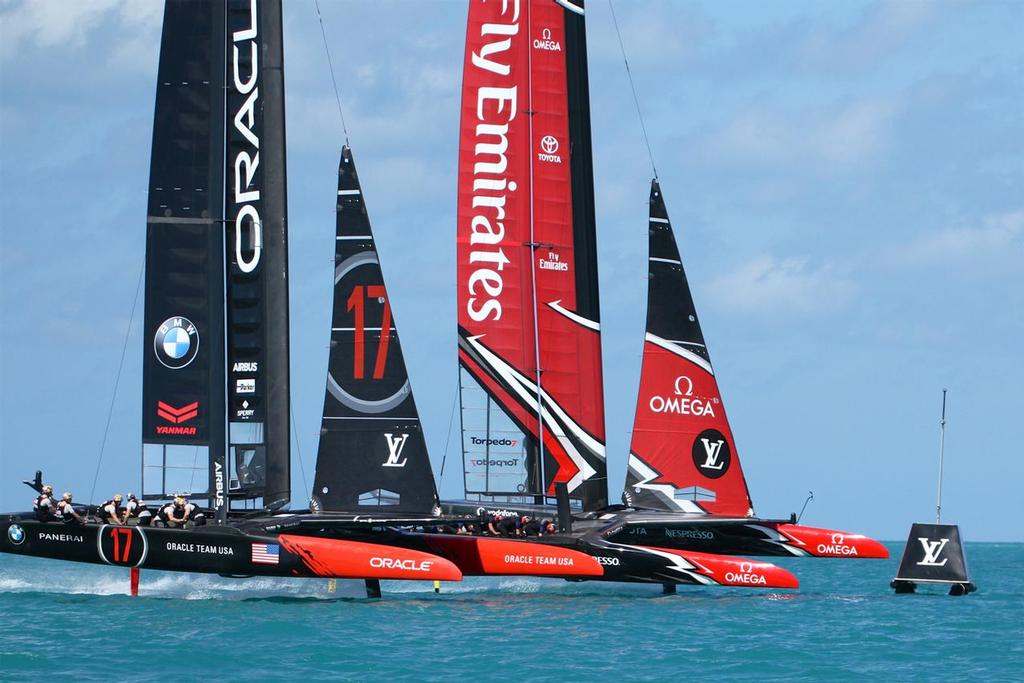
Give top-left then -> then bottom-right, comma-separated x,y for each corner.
157,401 -> 198,424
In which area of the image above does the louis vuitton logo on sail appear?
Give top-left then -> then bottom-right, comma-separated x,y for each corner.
465,0 -> 522,323
382,433 -> 410,468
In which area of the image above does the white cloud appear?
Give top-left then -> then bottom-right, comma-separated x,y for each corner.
0,0 -> 160,69
888,209 -> 1024,270
706,255 -> 856,318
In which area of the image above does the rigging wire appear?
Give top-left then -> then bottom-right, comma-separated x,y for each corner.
90,259 -> 145,503
314,0 -> 351,146
291,401 -> 310,504
438,373 -> 460,480
608,0 -> 658,179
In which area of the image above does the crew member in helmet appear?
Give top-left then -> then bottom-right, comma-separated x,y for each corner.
124,493 -> 152,526
56,493 -> 85,525
158,496 -> 189,528
33,484 -> 55,522
541,519 -> 557,535
100,494 -> 126,525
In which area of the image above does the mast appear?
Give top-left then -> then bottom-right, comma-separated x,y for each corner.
311,147 -> 439,514
936,388 -> 947,524
456,0 -> 607,511
224,0 -> 291,510
623,180 -> 753,516
141,0 -> 228,509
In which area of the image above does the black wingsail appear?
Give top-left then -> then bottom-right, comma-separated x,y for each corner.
224,0 -> 291,509
311,147 -> 439,514
142,0 -> 290,515
142,0 -> 228,506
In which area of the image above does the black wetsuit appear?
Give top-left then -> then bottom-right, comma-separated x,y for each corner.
522,519 -> 541,536
496,517 -> 519,536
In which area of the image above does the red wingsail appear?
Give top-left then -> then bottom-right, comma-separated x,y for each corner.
457,0 -> 606,509
624,181 -> 753,517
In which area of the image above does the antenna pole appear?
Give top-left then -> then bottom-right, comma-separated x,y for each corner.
936,389 -> 947,524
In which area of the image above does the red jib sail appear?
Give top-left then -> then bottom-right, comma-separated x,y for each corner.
457,0 -> 607,509
623,181 -> 753,516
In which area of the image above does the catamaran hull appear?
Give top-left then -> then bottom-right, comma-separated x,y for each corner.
0,518 -> 462,582
604,516 -> 889,559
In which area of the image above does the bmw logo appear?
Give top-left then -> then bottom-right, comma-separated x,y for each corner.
8,524 -> 25,545
154,316 -> 200,369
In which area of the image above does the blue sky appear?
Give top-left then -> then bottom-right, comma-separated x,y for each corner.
1,0 -> 1021,541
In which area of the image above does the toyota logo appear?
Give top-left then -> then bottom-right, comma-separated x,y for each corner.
540,135 -> 559,154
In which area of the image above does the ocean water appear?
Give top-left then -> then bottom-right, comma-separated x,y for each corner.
1,542 -> 1021,681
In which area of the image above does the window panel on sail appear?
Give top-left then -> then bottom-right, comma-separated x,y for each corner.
461,367 -> 531,496
164,445 -> 209,496
142,443 -> 209,498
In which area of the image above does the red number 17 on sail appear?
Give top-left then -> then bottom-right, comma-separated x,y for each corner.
347,285 -> 392,380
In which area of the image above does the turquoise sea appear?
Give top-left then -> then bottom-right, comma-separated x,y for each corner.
1,542 -> 1021,681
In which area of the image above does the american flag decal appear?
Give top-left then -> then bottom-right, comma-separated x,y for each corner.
251,542 -> 280,565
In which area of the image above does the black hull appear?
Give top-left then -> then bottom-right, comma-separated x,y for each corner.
1,518 -> 303,578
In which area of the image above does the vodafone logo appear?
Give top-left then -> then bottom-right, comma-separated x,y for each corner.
370,557 -> 433,572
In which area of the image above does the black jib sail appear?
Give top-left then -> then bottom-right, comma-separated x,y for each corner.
142,0 -> 290,515
311,147 -> 439,514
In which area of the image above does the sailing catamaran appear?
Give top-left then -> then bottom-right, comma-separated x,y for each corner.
0,0 -> 463,588
436,0 -> 888,565
3,0 -> 882,595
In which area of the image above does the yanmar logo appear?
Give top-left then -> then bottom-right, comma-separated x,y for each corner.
370,557 -> 433,572
156,401 -> 198,436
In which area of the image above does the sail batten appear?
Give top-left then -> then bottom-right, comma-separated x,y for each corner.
457,0 -> 607,510
311,147 -> 438,514
624,181 -> 753,516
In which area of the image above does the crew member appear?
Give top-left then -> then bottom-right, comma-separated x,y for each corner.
156,497 -> 189,528
521,515 -> 542,536
542,519 -> 557,535
33,484 -> 55,522
124,493 -> 151,526
496,515 -> 520,537
56,493 -> 85,525
100,494 -> 126,525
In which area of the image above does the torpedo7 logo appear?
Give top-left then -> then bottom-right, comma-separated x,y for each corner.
156,401 -> 198,436
382,433 -> 409,468
916,537 -> 950,567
